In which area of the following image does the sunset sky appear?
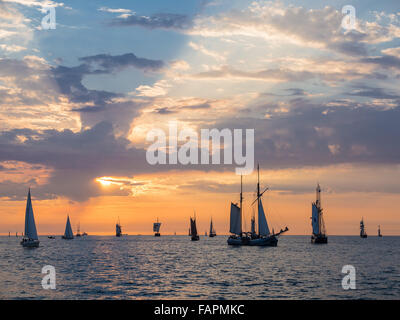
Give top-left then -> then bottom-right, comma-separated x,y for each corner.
1,0 -> 400,235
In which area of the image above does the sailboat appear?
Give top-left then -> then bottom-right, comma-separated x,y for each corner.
190,214 -> 200,241
311,184 -> 328,244
116,218 -> 122,237
76,222 -> 81,237
209,217 -> 216,237
20,189 -> 40,247
360,218 -> 368,238
227,165 -> 288,246
153,218 -> 161,237
378,225 -> 382,237
62,215 -> 74,239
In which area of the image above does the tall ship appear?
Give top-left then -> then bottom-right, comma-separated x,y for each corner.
209,217 -> 216,237
76,222 -> 81,237
62,215 -> 74,239
153,218 -> 161,237
360,218 -> 367,238
20,189 -> 40,247
311,184 -> 328,244
227,165 -> 288,246
116,218 -> 122,237
190,214 -> 200,241
378,225 -> 382,237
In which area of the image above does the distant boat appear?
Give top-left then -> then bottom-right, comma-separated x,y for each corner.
116,217 -> 122,237
209,217 -> 216,237
62,215 -> 74,239
378,225 -> 382,237
311,184 -> 328,244
205,231 -> 207,236
227,165 -> 288,246
174,231 -> 176,236
48,236 -> 55,239
190,214 -> 200,241
20,189 -> 40,247
360,218 -> 368,238
82,231 -> 88,236
76,223 -> 81,237
8,232 -> 10,237
153,218 -> 161,237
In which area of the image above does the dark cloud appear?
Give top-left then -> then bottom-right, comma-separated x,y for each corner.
346,85 -> 400,100
361,55 -> 400,70
109,13 -> 193,30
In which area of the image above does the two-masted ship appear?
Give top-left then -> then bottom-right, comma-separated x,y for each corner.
20,189 -> 40,247
227,165 -> 288,246
360,218 -> 367,238
311,184 -> 328,244
116,218 -> 122,237
62,215 -> 74,239
153,218 -> 161,237
209,217 -> 216,237
189,214 -> 200,241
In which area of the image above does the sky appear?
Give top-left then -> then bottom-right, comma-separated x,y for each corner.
0,0 -> 400,235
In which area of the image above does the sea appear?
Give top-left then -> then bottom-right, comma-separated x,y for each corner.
0,235 -> 399,300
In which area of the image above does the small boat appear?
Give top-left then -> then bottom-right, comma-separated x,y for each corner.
378,225 -> 382,237
76,223 -> 81,237
190,214 -> 200,241
227,165 -> 288,246
153,218 -> 161,237
360,218 -> 368,238
82,231 -> 88,236
20,189 -> 40,247
48,236 -> 55,239
62,215 -> 74,239
209,217 -> 216,237
116,217 -> 122,237
311,184 -> 328,244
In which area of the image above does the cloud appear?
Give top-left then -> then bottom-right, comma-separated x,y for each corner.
109,12 -> 193,30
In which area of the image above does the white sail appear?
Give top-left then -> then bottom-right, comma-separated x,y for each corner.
312,203 -> 319,235
24,189 -> 38,240
64,216 -> 74,239
258,199 -> 270,236
153,222 -> 161,232
229,203 -> 241,235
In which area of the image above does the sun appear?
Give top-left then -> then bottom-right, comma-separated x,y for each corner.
96,177 -> 112,186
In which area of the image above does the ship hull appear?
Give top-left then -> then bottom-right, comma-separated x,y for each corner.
360,235 -> 367,238
154,233 -> 160,237
209,233 -> 216,237
20,239 -> 40,247
191,235 -> 200,241
227,235 -> 278,246
311,234 -> 328,244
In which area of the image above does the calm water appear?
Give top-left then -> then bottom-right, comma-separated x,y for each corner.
0,235 -> 399,300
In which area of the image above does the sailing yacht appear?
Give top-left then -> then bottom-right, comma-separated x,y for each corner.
20,189 -> 40,247
227,165 -> 288,246
209,217 -> 216,237
153,218 -> 161,237
311,184 -> 328,244
116,218 -> 122,237
378,225 -> 382,237
62,215 -> 74,239
190,215 -> 200,241
360,218 -> 368,238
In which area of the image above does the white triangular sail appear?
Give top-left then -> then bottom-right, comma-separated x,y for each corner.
258,199 -> 270,236
312,203 -> 319,235
24,190 -> 38,240
229,203 -> 241,235
64,216 -> 74,239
